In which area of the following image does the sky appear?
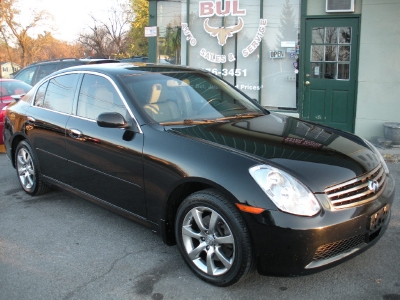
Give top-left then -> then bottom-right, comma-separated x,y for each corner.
17,0 -> 129,42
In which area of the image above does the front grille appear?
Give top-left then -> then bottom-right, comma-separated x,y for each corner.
312,234 -> 366,262
325,164 -> 386,209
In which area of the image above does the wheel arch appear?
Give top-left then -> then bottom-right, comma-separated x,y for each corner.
10,134 -> 28,168
161,178 -> 240,246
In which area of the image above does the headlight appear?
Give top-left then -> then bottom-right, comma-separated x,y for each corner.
363,138 -> 390,174
249,165 -> 320,216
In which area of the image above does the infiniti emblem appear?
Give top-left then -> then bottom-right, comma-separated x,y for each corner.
368,180 -> 380,193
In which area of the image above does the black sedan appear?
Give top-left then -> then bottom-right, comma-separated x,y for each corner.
2,63 -> 395,286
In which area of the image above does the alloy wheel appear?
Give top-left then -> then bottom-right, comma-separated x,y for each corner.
17,147 -> 36,190
181,206 -> 235,276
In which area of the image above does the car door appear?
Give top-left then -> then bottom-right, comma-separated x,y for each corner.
65,73 -> 146,217
25,73 -> 80,184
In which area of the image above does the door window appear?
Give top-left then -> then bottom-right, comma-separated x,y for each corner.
76,74 -> 127,120
14,66 -> 37,85
42,74 -> 79,114
310,27 -> 351,80
33,81 -> 48,107
35,63 -> 58,84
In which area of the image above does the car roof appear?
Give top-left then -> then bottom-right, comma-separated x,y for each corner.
51,62 -> 207,77
25,58 -> 119,67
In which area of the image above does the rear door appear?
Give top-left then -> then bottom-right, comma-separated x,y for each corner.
26,73 -> 80,184
65,73 -> 146,216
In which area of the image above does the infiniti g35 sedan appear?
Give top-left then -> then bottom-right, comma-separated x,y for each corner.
2,63 -> 395,286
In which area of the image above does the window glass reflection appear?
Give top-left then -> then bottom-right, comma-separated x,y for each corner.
324,63 -> 336,80
339,27 -> 351,43
311,45 -> 323,61
43,74 -> 79,113
312,27 -> 324,43
325,27 -> 337,44
339,46 -> 350,61
325,46 -> 337,61
338,64 -> 350,79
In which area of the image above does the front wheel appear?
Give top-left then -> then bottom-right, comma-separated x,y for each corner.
175,189 -> 254,286
15,140 -> 50,196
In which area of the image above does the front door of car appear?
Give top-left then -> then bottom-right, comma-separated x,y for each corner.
301,17 -> 359,133
65,73 -> 146,217
26,73 -> 80,184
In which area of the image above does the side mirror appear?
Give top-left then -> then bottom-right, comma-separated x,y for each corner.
11,94 -> 26,101
97,112 -> 129,128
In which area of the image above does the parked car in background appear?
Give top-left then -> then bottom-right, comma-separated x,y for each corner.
3,63 -> 395,286
120,56 -> 149,63
0,79 -> 32,144
13,58 -> 119,86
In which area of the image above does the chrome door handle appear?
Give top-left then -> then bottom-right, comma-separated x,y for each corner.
68,128 -> 82,139
27,116 -> 36,124
305,81 -> 310,85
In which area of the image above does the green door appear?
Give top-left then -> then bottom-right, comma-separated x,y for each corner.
302,18 -> 359,132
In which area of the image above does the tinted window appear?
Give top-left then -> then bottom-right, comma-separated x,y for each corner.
42,74 -> 79,114
14,66 -> 37,85
34,82 -> 48,107
35,63 -> 58,84
76,74 -> 127,120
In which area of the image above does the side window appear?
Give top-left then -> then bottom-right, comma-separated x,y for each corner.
42,74 -> 79,114
34,82 -> 48,107
35,63 -> 58,84
77,74 -> 127,120
14,66 -> 37,85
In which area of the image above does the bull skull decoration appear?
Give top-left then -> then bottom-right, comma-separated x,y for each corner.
203,17 -> 244,46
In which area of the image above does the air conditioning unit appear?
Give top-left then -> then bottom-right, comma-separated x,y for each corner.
326,0 -> 355,13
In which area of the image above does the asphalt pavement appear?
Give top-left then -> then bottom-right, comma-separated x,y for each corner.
0,152 -> 399,300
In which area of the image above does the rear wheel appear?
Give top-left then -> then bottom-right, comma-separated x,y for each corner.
175,189 -> 254,286
15,141 -> 50,196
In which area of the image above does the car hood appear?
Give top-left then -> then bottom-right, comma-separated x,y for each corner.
168,113 -> 379,192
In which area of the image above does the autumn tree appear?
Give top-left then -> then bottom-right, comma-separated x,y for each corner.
0,0 -> 51,66
38,32 -> 83,60
129,0 -> 148,56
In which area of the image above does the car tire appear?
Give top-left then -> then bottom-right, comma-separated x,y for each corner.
15,140 -> 50,196
175,189 -> 254,286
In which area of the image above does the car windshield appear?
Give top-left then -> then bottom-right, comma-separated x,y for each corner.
0,80 -> 32,98
120,71 -> 265,124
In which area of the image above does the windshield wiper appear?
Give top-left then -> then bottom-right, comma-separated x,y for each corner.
214,112 -> 265,121
160,119 -> 223,126
160,113 -> 264,126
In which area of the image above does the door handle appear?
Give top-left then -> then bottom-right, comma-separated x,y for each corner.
305,81 -> 310,85
27,116 -> 36,124
68,128 -> 82,139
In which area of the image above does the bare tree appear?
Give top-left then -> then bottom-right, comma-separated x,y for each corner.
78,18 -> 111,58
78,1 -> 133,58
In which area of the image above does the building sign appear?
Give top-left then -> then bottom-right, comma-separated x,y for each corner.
181,0 -> 267,68
145,26 -> 158,37
203,17 -> 244,46
199,0 -> 246,17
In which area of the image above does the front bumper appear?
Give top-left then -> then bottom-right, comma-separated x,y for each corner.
246,173 -> 395,277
